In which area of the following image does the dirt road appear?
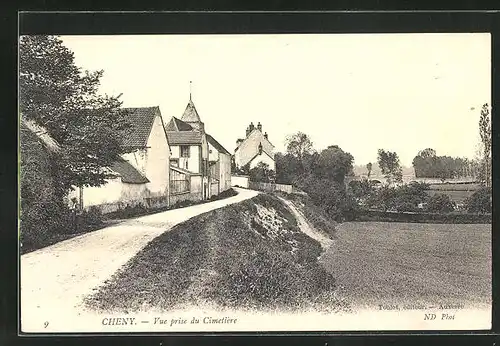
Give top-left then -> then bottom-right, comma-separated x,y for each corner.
20,187 -> 258,332
278,197 -> 333,250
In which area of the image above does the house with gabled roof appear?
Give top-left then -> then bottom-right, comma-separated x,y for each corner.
68,106 -> 171,212
165,93 -> 231,201
206,133 -> 232,193
234,121 -> 276,171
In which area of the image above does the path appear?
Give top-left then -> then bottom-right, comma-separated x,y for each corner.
20,187 -> 259,331
278,197 -> 333,250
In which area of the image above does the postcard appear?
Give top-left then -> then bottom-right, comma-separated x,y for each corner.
19,31 -> 492,333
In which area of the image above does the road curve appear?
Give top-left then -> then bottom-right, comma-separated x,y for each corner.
20,187 -> 259,332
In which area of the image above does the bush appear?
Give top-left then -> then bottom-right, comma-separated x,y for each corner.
209,188 -> 238,201
395,201 -> 419,213
79,206 -> 104,228
465,187 -> 492,213
106,203 -> 152,220
300,178 -> 359,222
426,193 -> 456,213
20,199 -> 73,249
366,185 -> 397,211
366,182 -> 429,212
348,179 -> 376,199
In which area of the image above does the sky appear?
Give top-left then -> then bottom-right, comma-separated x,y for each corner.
60,33 -> 491,167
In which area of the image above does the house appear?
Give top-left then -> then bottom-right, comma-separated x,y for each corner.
206,133 -> 232,194
69,106 -> 171,212
234,121 -> 275,171
165,95 -> 231,202
165,96 -> 210,202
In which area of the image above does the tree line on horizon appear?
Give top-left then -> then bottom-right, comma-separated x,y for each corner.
272,104 -> 491,218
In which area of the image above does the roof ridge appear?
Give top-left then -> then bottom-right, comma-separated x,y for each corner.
206,133 -> 230,155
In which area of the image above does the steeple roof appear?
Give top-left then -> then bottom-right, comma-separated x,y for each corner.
165,116 -> 193,131
181,99 -> 202,123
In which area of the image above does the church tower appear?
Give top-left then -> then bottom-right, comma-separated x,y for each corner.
181,81 -> 205,132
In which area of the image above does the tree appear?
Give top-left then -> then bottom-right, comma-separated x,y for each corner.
377,149 -> 403,185
465,187 -> 491,214
366,162 -> 372,178
231,156 -> 237,173
478,103 -> 491,187
419,148 -> 437,158
413,148 -> 474,180
393,182 -> 430,212
426,194 -> 456,213
366,185 -> 398,211
275,152 -> 302,184
412,148 -> 436,178
19,35 -> 131,192
315,145 -> 354,185
285,132 -> 315,173
348,179 -> 375,201
301,178 -> 358,221
249,162 -> 276,183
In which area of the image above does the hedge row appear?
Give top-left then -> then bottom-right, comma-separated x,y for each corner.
355,209 -> 492,224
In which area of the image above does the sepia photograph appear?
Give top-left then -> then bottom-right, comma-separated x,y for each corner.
19,32 -> 492,333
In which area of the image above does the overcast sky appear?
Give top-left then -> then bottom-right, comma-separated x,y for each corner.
61,33 -> 490,167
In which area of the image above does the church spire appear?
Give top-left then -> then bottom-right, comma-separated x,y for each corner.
189,80 -> 192,101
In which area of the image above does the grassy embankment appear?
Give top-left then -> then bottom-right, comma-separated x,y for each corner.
85,193 -> 347,314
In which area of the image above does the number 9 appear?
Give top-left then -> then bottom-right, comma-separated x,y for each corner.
44,321 -> 49,328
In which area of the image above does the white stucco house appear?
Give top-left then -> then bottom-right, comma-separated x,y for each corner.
234,121 -> 275,171
207,133 -> 232,194
69,106 -> 171,212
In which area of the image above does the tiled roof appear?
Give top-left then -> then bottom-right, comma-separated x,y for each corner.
165,117 -> 193,131
181,99 -> 202,123
120,107 -> 159,148
206,133 -> 231,155
166,131 -> 203,145
110,158 -> 150,184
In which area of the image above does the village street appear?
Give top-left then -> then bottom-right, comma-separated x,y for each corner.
20,187 -> 259,330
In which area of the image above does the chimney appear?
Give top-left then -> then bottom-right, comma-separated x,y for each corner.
236,138 -> 243,146
264,132 -> 268,140
249,122 -> 255,132
245,126 -> 250,137
257,122 -> 262,132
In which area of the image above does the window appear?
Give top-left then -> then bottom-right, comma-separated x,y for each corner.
171,159 -> 179,167
181,145 -> 190,158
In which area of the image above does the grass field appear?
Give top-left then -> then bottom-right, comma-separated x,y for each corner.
426,183 -> 481,203
320,221 -> 491,310
427,183 -> 482,191
427,189 -> 474,204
